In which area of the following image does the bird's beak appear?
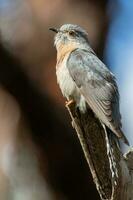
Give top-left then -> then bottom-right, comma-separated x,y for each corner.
49,28 -> 59,33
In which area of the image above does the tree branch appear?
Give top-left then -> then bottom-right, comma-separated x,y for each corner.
66,101 -> 133,200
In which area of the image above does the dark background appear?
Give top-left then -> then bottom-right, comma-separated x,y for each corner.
0,0 -> 111,199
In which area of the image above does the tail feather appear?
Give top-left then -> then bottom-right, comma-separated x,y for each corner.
114,128 -> 129,146
119,130 -> 129,146
104,123 -> 129,146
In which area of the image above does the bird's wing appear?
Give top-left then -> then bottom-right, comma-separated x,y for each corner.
67,48 -> 122,138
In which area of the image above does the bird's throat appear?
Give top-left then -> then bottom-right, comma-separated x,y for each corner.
57,43 -> 78,65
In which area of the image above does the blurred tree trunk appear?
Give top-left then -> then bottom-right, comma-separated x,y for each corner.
0,42 -> 100,199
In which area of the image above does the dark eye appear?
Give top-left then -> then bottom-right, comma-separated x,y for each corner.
68,31 -> 76,37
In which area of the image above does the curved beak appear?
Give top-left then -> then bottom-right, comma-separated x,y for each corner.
49,28 -> 59,33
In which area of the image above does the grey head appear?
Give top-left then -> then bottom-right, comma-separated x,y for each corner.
49,24 -> 89,49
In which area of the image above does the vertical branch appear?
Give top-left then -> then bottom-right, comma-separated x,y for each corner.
66,102 -> 133,200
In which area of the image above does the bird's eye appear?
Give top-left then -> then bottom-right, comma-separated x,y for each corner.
68,31 -> 76,37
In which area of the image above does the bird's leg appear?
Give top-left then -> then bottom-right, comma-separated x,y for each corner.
65,99 -> 75,107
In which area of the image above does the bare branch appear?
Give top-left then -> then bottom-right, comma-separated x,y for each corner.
66,101 -> 133,200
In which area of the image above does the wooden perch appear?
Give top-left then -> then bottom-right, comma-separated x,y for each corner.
66,101 -> 133,200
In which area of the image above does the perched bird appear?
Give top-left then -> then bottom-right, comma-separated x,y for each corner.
50,24 -> 129,145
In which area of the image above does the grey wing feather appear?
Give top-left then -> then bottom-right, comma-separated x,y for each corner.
67,48 -> 128,143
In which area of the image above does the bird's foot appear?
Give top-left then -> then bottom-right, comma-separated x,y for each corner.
65,99 -> 75,107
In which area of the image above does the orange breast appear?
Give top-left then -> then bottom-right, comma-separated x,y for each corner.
56,43 -> 78,67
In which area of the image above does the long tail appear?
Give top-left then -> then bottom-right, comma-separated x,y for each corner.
116,129 -> 129,146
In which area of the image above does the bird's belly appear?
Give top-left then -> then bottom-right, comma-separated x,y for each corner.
56,64 -> 79,100
56,57 -> 87,112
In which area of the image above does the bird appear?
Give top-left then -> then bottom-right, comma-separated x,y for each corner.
49,24 -> 129,145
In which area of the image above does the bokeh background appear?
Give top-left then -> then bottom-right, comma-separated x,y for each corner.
0,0 -> 132,199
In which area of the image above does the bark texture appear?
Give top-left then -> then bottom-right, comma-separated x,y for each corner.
66,101 -> 133,200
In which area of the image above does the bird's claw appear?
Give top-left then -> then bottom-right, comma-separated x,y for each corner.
65,99 -> 75,107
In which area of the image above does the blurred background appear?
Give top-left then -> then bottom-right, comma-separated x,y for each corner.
0,0 -> 132,199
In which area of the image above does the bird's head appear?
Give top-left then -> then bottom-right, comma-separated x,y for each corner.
49,24 -> 89,51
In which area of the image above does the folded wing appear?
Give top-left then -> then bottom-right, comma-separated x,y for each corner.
67,48 -> 129,144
